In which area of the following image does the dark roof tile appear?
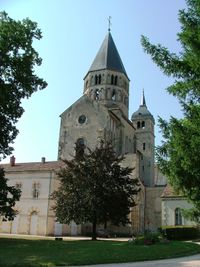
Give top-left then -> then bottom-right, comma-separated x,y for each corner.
87,32 -> 128,78
0,161 -> 65,172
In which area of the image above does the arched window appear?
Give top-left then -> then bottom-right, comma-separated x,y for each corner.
95,74 -> 101,85
142,121 -> 145,129
95,75 -> 98,85
98,74 -> 101,84
75,138 -> 85,158
112,89 -> 116,101
95,89 -> 99,100
111,74 -> 114,85
137,121 -> 140,129
175,208 -> 182,225
77,138 -> 84,146
143,142 -> 146,150
114,76 -> 118,85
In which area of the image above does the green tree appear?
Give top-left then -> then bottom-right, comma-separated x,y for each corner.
0,12 -> 46,220
0,168 -> 21,220
141,0 -> 200,219
0,11 -> 47,160
52,141 -> 140,240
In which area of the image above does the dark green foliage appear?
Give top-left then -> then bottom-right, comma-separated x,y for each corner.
0,12 -> 46,220
0,168 -> 21,220
52,141 -> 140,240
134,232 -> 161,245
0,11 -> 47,159
160,226 -> 200,240
141,0 -> 200,102
141,0 -> 200,220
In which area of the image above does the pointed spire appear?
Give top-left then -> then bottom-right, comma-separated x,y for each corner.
140,89 -> 146,106
86,32 -> 128,79
131,89 -> 154,124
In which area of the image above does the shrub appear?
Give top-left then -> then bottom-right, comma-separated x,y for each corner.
160,226 -> 200,240
134,232 -> 161,245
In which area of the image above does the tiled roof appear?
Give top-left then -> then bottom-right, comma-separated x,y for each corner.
162,185 -> 183,198
0,160 -> 65,172
87,32 -> 128,79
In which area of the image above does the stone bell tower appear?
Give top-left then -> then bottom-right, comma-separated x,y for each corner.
83,31 -> 130,118
58,30 -> 132,160
131,91 -> 155,186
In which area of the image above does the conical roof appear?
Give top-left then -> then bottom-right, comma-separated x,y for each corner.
87,32 -> 128,79
131,91 -> 154,123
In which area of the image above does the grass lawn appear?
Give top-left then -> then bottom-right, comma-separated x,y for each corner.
0,237 -> 200,267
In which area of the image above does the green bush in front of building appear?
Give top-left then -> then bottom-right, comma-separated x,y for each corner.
160,226 -> 200,240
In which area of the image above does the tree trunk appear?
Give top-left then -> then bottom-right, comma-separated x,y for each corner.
104,219 -> 107,229
92,214 -> 97,241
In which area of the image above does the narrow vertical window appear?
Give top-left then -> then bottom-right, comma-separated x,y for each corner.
143,143 -> 146,150
114,76 -> 118,85
98,74 -> 101,84
32,182 -> 40,199
175,208 -> 182,225
95,75 -> 98,85
111,74 -> 114,85
95,89 -> 99,100
112,89 -> 116,101
137,121 -> 140,129
142,121 -> 145,129
75,138 -> 85,158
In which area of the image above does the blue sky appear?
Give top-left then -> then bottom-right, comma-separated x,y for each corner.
1,0 -> 186,163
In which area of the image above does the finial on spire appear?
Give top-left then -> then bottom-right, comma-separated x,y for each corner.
141,89 -> 146,106
108,16 -> 112,32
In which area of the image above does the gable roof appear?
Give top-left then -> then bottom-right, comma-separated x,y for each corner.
60,94 -> 91,117
86,32 -> 128,79
161,185 -> 183,198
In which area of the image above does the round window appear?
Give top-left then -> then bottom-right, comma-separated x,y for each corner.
78,115 -> 86,124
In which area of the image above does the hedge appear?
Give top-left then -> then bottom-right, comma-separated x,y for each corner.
160,226 -> 200,240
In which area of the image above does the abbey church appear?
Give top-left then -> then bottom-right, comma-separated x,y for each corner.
0,31 -> 194,236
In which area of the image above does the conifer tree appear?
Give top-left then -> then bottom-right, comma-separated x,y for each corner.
141,0 -> 200,219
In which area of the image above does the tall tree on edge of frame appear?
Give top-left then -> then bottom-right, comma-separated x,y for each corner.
0,11 -> 47,160
141,0 -> 200,221
0,12 -> 47,219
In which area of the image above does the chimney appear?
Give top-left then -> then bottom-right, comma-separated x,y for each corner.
10,156 -> 16,166
41,157 -> 46,164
